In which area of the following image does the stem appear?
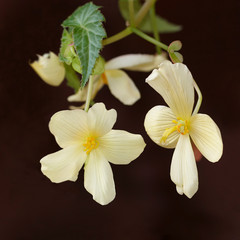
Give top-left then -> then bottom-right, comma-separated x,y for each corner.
192,80 -> 202,115
102,27 -> 132,46
84,76 -> 94,112
102,0 -> 156,46
128,0 -> 135,27
135,0 -> 156,27
149,5 -> 161,54
131,27 -> 168,51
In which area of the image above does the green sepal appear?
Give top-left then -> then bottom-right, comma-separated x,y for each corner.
64,63 -> 81,92
72,56 -> 82,74
169,52 -> 183,63
168,40 -> 182,53
168,40 -> 183,63
92,56 -> 105,75
118,0 -> 182,33
59,29 -> 76,65
62,2 -> 106,87
72,56 -> 105,76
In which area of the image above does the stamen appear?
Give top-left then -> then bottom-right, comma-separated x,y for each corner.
160,125 -> 178,143
160,118 -> 189,143
83,136 -> 99,154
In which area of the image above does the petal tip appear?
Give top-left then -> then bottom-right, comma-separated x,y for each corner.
145,69 -> 159,83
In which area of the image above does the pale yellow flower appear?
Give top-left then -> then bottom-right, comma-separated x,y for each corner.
40,103 -> 146,205
144,61 -> 223,198
30,52 -> 65,86
68,53 -> 166,105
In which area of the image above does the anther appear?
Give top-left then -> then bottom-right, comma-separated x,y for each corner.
83,136 -> 99,154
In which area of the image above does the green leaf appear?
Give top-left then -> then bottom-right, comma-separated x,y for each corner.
118,0 -> 182,33
62,2 -> 106,87
118,0 -> 141,20
59,29 -> 76,65
64,63 -> 81,92
72,55 -> 105,76
140,15 -> 182,34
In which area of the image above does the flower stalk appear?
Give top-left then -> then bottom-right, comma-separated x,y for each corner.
84,76 -> 94,112
131,27 -> 168,51
192,80 -> 202,116
128,0 -> 135,27
102,0 -> 157,46
102,27 -> 132,46
134,0 -> 157,27
149,4 -> 161,54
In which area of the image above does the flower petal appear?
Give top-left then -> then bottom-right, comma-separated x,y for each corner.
124,53 -> 167,72
144,105 -> 179,148
49,109 -> 88,148
146,60 -> 194,119
30,52 -> 65,86
99,130 -> 146,165
40,145 -> 86,183
105,53 -> 166,72
105,69 -> 140,105
190,114 -> 223,162
84,149 -> 115,205
87,103 -> 117,137
170,134 -> 198,198
68,75 -> 104,102
67,86 -> 88,102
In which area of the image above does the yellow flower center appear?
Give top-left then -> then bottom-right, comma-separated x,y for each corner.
83,136 -> 99,154
160,118 -> 189,143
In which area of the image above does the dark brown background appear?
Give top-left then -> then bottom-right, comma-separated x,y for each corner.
1,0 -> 240,239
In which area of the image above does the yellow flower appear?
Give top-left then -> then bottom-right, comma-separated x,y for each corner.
144,61 -> 223,198
40,103 -> 146,205
68,53 -> 166,105
30,52 -> 65,86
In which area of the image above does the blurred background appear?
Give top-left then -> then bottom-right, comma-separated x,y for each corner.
1,0 -> 239,239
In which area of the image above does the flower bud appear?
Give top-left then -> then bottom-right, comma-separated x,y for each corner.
30,52 -> 65,86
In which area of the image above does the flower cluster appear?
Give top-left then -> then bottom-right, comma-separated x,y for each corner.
31,52 -> 166,106
68,53 -> 166,106
31,51 -> 223,204
30,1 -> 223,205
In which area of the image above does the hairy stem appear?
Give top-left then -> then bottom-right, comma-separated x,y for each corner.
102,0 -> 156,46
102,27 -> 132,46
128,0 -> 135,27
135,0 -> 157,27
149,4 -> 161,54
131,27 -> 168,51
